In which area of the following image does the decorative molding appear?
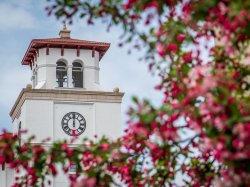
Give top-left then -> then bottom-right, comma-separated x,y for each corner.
36,64 -> 100,70
84,65 -> 100,70
36,64 -> 57,68
16,110 -> 21,120
10,89 -> 124,121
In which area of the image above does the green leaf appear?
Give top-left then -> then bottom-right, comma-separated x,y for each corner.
141,113 -> 155,124
132,96 -> 139,104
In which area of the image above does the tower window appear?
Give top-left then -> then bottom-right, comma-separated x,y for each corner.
72,62 -> 83,88
56,61 -> 67,87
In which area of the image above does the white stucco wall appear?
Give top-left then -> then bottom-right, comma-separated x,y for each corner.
53,164 -> 70,187
22,100 -> 54,143
95,102 -> 122,139
0,166 -> 14,187
21,99 -> 121,144
0,169 -> 6,187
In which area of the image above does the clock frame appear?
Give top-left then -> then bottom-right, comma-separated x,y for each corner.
61,112 -> 86,136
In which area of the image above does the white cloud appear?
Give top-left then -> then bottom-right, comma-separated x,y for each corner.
0,3 -> 35,30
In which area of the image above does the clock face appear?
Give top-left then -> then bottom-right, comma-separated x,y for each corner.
61,112 -> 86,136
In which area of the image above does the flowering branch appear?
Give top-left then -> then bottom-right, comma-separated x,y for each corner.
2,0 -> 250,186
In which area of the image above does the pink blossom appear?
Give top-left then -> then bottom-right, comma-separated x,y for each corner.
182,52 -> 192,63
48,163 -> 57,176
144,1 -> 158,10
145,141 -> 158,151
232,139 -> 244,149
74,176 -> 96,187
27,168 -> 35,176
0,156 -> 6,164
99,143 -> 109,151
124,0 -> 138,10
214,117 -> 224,131
136,127 -> 148,137
121,165 -> 130,176
167,43 -> 178,52
156,43 -> 166,57
188,120 -> 202,133
177,34 -> 185,43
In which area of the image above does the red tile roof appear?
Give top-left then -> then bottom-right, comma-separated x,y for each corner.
22,38 -> 111,65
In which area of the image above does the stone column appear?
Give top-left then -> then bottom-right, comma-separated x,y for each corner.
67,65 -> 73,88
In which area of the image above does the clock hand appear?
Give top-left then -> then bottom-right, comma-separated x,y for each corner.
73,115 -> 75,128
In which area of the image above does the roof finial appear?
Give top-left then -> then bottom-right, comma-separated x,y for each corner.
59,23 -> 71,38
63,23 -> 67,30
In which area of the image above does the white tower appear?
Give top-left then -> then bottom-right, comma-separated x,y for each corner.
2,26 -> 124,187
10,25 -> 124,142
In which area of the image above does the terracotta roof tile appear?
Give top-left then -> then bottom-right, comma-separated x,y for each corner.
32,38 -> 110,45
22,37 -> 111,66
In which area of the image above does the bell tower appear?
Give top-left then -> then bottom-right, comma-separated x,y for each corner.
9,26 -> 124,145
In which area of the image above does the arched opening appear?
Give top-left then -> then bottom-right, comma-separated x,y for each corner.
56,61 -> 67,87
72,62 -> 83,88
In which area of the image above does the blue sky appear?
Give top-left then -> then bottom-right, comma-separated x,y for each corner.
0,0 -> 162,132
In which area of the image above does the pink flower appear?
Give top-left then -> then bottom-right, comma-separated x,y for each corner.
99,143 -> 109,151
134,126 -> 148,137
189,120 -> 202,133
156,43 -> 166,57
214,117 -> 224,131
74,176 -> 96,187
167,43 -> 178,52
0,156 -> 6,164
66,149 -> 74,156
49,164 -> 57,176
34,147 -> 44,155
86,178 -> 96,187
61,143 -> 68,151
144,1 -> 159,10
27,168 -> 35,176
232,138 -> 245,149
177,34 -> 185,43
121,165 -> 130,176
154,84 -> 162,90
145,141 -> 158,152
124,0 -> 137,10
182,51 -> 192,62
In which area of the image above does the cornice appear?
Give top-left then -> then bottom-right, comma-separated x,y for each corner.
10,88 -> 124,122
22,38 -> 110,66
